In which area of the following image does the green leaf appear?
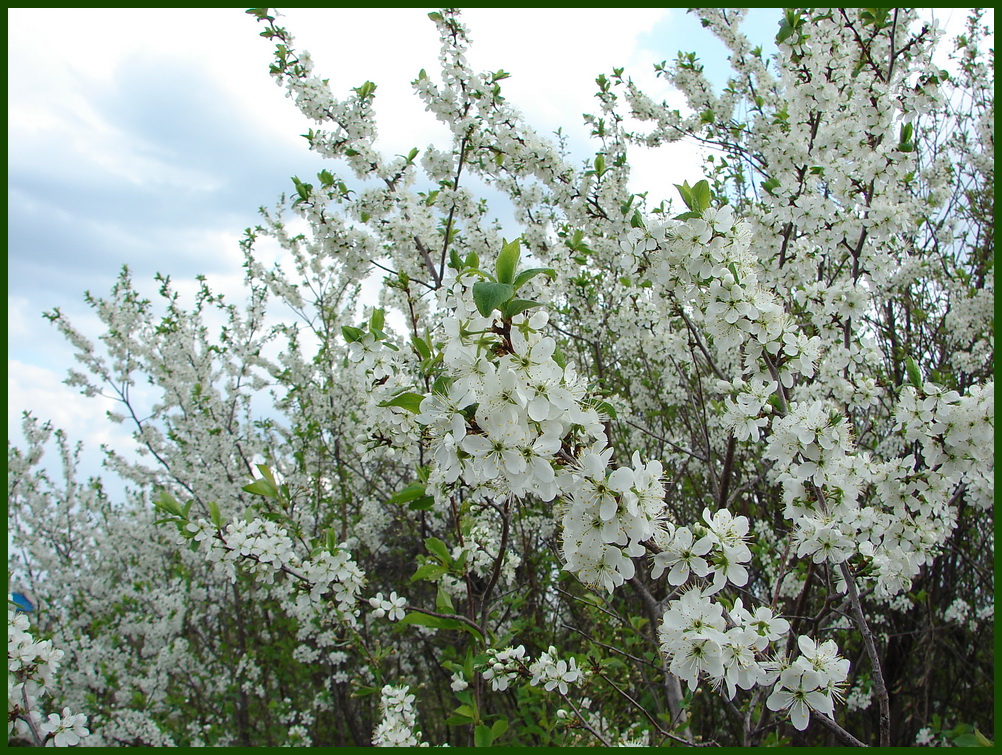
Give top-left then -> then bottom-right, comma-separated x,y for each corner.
411,563 -> 449,582
208,500 -> 223,529
436,585 -> 455,613
552,343 -> 567,370
153,490 -> 184,518
472,281 -> 514,317
408,496 -> 435,511
242,479 -> 278,498
501,298 -> 544,318
410,336 -> 432,360
491,718 -> 509,740
953,733 -> 980,747
353,80 -> 377,99
379,392 -> 426,414
904,356 -> 923,389
341,325 -> 365,343
512,267 -> 556,292
727,262 -> 741,286
399,612 -> 462,631
776,19 -> 795,45
974,729 -> 993,747
674,181 -> 694,210
428,11 -> 443,22
369,308 -> 385,332
691,179 -> 712,212
590,399 -> 618,420
475,724 -> 494,747
425,536 -> 452,564
389,482 -> 428,505
495,238 -> 521,285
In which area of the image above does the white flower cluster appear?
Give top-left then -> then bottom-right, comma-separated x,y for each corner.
658,586 -> 849,731
8,607 -> 89,746
562,449 -> 666,593
415,268 -> 678,595
652,508 -> 753,595
417,274 -> 601,503
766,636 -> 850,731
371,684 -> 426,747
481,645 -> 527,692
186,517 -> 365,622
528,645 -> 583,696
347,329 -> 423,462
659,589 -> 783,696
894,381 -> 995,510
367,591 -> 406,621
480,644 -> 583,697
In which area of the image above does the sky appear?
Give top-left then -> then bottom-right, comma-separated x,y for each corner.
6,8 -> 988,490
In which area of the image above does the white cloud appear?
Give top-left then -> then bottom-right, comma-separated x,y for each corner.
7,360 -> 138,472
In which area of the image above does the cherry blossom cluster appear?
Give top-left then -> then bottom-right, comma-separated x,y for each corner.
8,607 -> 89,747
416,271 -> 601,504
184,517 -> 365,623
368,591 -> 406,621
766,637 -> 850,731
371,684 -> 426,747
480,645 -> 527,692
412,263 -> 679,594
528,646 -> 584,696
479,644 -> 584,698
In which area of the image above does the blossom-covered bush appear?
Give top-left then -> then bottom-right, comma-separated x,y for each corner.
9,7 -> 993,747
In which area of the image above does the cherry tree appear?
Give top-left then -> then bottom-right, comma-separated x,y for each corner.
9,7 -> 993,747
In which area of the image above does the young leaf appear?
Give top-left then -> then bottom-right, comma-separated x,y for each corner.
411,563 -> 449,582
691,179 -> 712,212
491,718 -> 509,740
436,585 -> 454,613
388,482 -> 428,505
399,612 -> 461,631
674,181 -> 694,210
408,496 -> 435,511
475,724 -> 494,747
379,392 -> 426,414
472,282 -> 514,317
495,239 -> 521,285
411,336 -> 432,360
341,325 -> 365,343
153,490 -> 184,518
904,356 -> 923,389
208,500 -> 223,529
512,267 -> 556,292
425,536 -> 452,564
243,479 -> 278,498
501,299 -> 544,319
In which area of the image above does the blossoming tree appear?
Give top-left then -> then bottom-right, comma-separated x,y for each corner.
9,7 -> 994,747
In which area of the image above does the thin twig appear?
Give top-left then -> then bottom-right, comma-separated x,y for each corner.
839,562 -> 890,747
